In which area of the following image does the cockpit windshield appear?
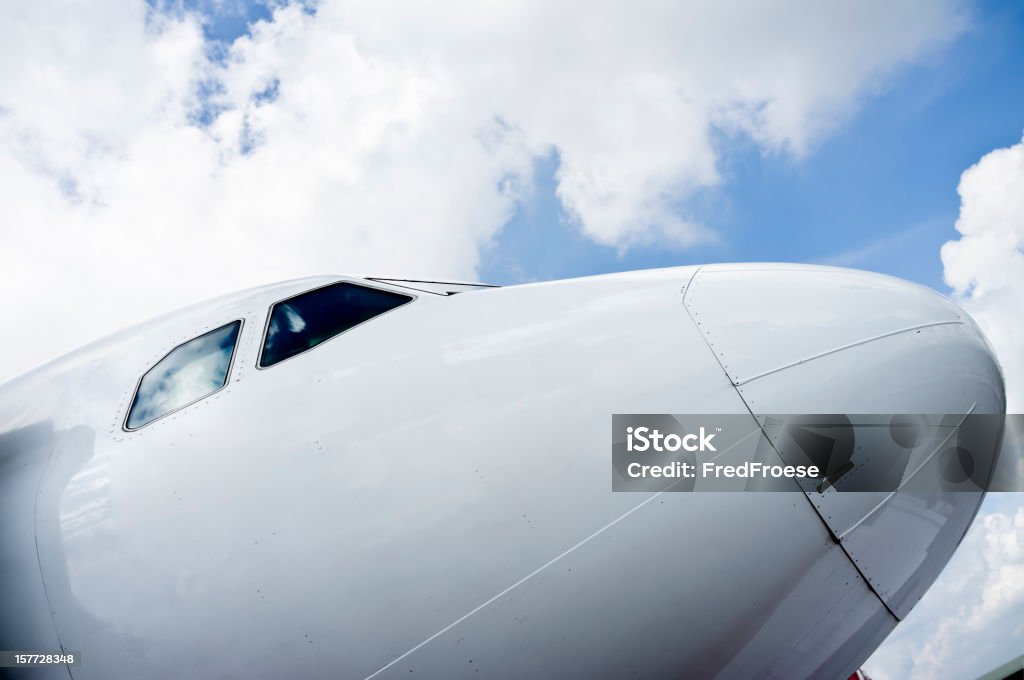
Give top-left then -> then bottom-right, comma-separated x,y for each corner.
259,282 -> 412,368
126,320 -> 242,430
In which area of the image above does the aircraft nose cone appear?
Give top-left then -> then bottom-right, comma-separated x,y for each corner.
683,263 -> 1005,415
683,263 -> 1006,619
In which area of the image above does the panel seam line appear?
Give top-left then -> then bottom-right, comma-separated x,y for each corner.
680,267 -> 902,621
732,320 -> 963,386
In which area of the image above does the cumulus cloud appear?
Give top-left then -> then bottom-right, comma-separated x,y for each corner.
862,134 -> 1024,680
863,504 -> 1024,680
942,133 -> 1024,412
0,0 -> 965,380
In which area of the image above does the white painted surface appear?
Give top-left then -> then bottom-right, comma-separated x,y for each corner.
0,264 -> 1004,679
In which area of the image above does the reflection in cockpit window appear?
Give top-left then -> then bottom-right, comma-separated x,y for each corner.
126,321 -> 242,430
260,282 -> 412,368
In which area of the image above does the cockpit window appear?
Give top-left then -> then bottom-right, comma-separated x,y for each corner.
125,321 -> 242,430
259,282 -> 412,368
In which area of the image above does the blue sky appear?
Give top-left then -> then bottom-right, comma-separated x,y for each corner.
478,0 -> 1024,288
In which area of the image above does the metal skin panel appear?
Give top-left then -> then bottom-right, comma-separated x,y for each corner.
684,265 -> 964,386
0,264 -> 1004,679
0,418 -> 65,680
686,264 -> 1006,620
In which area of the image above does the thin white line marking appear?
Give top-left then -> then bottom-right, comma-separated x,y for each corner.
363,492 -> 663,679
365,429 -> 756,679
734,320 -> 962,386
837,405 -> 976,540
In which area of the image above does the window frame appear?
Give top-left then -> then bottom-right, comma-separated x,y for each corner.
256,279 -> 416,370
122,319 -> 244,432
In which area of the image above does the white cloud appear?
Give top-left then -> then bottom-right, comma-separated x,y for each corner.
942,133 -> 1024,412
0,0 -> 965,381
863,503 -> 1024,680
862,134 -> 1024,680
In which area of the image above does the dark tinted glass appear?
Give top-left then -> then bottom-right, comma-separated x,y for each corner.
126,320 -> 242,430
260,282 -> 412,367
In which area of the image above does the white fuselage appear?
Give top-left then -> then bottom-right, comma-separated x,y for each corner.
0,264 -> 1005,679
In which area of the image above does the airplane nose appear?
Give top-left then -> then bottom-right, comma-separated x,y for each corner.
683,263 -> 1006,618
683,263 -> 1005,416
